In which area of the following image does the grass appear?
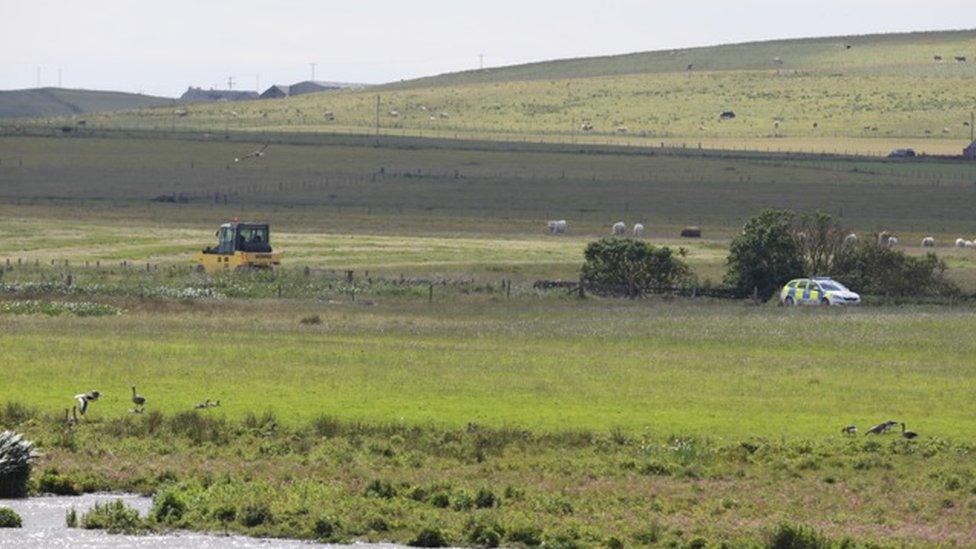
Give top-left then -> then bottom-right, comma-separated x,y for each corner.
28,30 -> 976,155
1,297 -> 975,437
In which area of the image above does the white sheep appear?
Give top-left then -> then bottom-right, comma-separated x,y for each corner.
633,223 -> 645,237
921,237 -> 935,247
967,240 -> 976,249
887,236 -> 899,247
547,220 -> 567,235
877,231 -> 891,246
612,221 -> 626,236
844,233 -> 858,245
956,238 -> 967,248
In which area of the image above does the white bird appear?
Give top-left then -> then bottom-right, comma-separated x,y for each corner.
234,144 -> 269,163
74,390 -> 100,415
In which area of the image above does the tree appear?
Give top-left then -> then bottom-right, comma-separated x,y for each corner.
832,243 -> 957,297
724,210 -> 804,299
796,212 -> 847,276
581,238 -> 691,297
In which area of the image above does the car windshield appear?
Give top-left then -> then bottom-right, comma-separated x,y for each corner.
818,281 -> 846,292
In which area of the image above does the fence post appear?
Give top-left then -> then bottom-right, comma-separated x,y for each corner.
428,283 -> 434,304
578,275 -> 585,299
751,286 -> 759,306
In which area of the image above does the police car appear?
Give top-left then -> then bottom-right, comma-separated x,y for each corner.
779,277 -> 861,306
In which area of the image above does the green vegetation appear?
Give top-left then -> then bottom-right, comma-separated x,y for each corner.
0,87 -> 171,119
0,507 -> 21,528
35,30 -> 976,154
0,431 -> 38,498
0,300 -> 120,317
78,499 -> 148,534
581,237 -> 690,296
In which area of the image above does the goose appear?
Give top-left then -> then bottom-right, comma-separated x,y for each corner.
865,420 -> 898,435
194,400 -> 210,410
74,390 -> 100,415
841,424 -> 857,436
234,144 -> 269,162
901,423 -> 918,440
131,386 -> 146,411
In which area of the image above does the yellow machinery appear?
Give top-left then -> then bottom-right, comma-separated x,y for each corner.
196,222 -> 281,274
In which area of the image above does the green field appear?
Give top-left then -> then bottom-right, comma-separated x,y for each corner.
3,129 -> 976,545
27,30 -> 976,155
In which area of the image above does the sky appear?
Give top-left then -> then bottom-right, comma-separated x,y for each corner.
2,0 -> 973,97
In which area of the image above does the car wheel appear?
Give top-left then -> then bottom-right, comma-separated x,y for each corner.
821,298 -> 831,306
784,296 -> 795,306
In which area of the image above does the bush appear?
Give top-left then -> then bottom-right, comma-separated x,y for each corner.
364,478 -> 396,499
0,431 -> 38,498
767,522 -> 830,549
238,502 -> 273,527
313,514 -> 341,541
832,243 -> 957,297
151,490 -> 186,524
507,524 -> 543,546
475,487 -> 498,508
37,468 -> 80,495
80,499 -> 147,534
65,506 -> 77,528
724,210 -> 804,299
466,517 -> 504,547
409,525 -> 449,547
0,507 -> 21,528
581,237 -> 691,297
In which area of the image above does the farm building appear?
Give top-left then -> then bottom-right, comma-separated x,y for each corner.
260,85 -> 290,99
965,141 -> 976,160
180,87 -> 259,103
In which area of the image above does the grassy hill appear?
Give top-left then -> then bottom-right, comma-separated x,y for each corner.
34,30 -> 976,153
389,29 -> 976,88
0,87 -> 172,119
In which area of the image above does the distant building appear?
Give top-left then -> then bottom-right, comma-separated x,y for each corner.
260,85 -> 290,99
288,80 -> 345,96
180,87 -> 259,103
964,141 -> 976,160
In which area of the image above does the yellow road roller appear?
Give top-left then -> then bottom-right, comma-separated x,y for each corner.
196,221 -> 281,274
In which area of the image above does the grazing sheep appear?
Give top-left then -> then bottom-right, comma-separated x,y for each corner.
580,122 -> 593,132
956,238 -> 967,248
888,236 -> 899,247
680,226 -> 702,238
612,221 -> 627,236
922,237 -> 935,247
844,233 -> 858,245
955,56 -> 967,63
934,55 -> 943,62
877,231 -> 891,246
439,112 -> 450,119
615,126 -> 628,134
772,57 -> 784,65
547,220 -> 567,235
388,110 -> 399,117
633,223 -> 645,237
966,240 -> 975,249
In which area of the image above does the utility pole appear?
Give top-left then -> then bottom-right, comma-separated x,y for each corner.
375,95 -> 380,136
478,53 -> 485,70
227,76 -> 235,90
310,62 -> 317,81
57,68 -> 62,88
971,112 -> 974,143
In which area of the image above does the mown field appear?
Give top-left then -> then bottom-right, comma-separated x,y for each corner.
27,30 -> 976,155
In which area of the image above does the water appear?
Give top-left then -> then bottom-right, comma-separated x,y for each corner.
0,494 -> 400,548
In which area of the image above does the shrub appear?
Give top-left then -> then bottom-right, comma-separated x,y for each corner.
0,431 -> 39,498
65,506 -> 77,528
212,504 -> 236,523
0,402 -> 35,425
37,468 -> 80,495
767,522 -> 830,549
409,525 -> 449,547
581,237 -> 691,297
151,490 -> 186,524
80,499 -> 147,534
832,243 -> 957,297
724,210 -> 804,299
428,492 -> 451,508
0,507 -> 21,528
238,502 -> 273,527
507,524 -> 543,546
364,479 -> 396,499
313,514 -> 341,541
466,516 -> 504,547
300,314 -> 322,325
475,487 -> 498,509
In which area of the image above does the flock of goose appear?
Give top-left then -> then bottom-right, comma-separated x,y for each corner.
65,386 -> 221,424
842,420 -> 918,439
